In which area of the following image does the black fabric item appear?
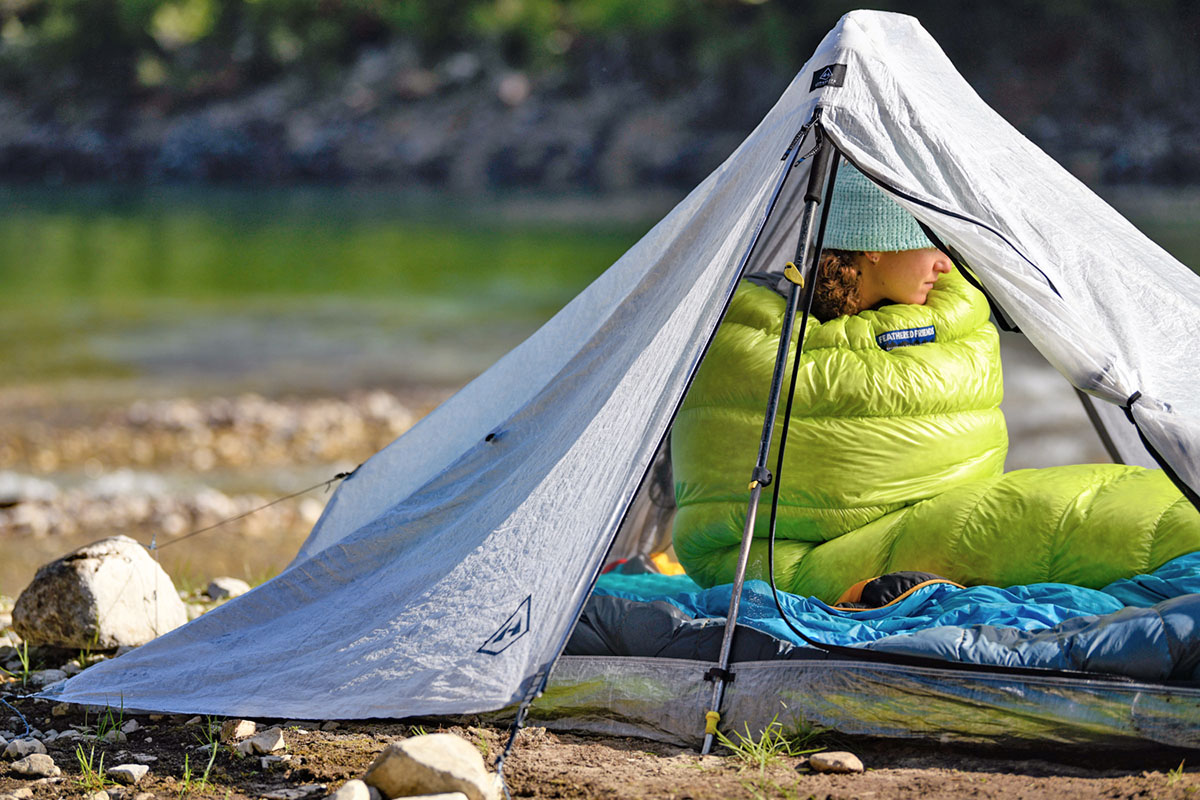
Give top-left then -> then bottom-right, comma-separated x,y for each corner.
860,571 -> 948,607
564,594 -> 826,661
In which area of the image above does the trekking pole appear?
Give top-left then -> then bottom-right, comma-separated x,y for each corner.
700,129 -> 837,756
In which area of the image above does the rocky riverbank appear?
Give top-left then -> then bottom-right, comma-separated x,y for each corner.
0,388 -> 449,599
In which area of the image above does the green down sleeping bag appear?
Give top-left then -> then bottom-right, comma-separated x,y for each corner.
671,267 -> 1200,603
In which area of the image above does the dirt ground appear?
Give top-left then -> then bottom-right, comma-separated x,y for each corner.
2,690 -> 1199,800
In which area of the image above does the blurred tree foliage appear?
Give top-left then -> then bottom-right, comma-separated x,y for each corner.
1,0 -> 1197,119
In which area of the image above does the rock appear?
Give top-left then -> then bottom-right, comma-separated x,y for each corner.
130,754 -> 157,763
120,720 -> 140,734
27,668 -> 67,686
205,577 -> 250,600
260,754 -> 292,769
11,536 -> 188,648
236,726 -> 285,755
363,733 -> 496,800
328,779 -> 371,800
51,703 -> 71,717
102,729 -> 127,743
108,764 -> 149,785
10,752 -> 60,777
220,718 -> 257,742
185,716 -> 203,725
4,738 -> 46,759
8,788 -> 33,799
86,791 -> 109,800
134,793 -> 155,800
320,721 -> 340,731
62,662 -> 82,675
809,750 -> 864,774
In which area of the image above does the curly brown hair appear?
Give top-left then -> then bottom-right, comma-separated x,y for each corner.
811,249 -> 864,321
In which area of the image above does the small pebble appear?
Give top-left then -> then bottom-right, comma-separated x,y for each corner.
809,750 -> 865,774
11,752 -> 60,777
4,738 -> 47,758
108,763 -> 150,785
220,718 -> 257,743
237,726 -> 286,755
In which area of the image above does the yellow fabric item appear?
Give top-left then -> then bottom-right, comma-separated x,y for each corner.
670,269 -> 1200,601
651,551 -> 686,576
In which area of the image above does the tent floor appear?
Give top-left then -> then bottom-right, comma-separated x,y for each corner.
518,655 -> 1200,748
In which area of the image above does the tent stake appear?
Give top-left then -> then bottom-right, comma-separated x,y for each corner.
700,133 -> 836,755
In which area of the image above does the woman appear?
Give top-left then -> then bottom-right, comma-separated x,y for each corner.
671,165 -> 1200,603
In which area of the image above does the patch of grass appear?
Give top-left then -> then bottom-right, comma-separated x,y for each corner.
75,743 -> 110,793
740,776 -> 805,800
8,640 -> 33,688
1169,760 -> 1187,786
407,724 -> 429,738
180,717 -> 222,795
78,700 -> 126,742
96,701 -> 126,742
716,716 -> 825,773
76,628 -> 103,670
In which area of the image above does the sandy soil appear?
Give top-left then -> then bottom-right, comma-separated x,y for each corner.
1,690 -> 1198,800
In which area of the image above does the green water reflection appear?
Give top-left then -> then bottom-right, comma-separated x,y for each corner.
0,186 -> 659,391
3,185 -> 1197,394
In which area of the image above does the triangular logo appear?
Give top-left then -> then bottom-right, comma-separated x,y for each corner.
810,63 -> 847,91
478,595 -> 531,655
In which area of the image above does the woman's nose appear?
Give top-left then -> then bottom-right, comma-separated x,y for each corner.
933,257 -> 952,273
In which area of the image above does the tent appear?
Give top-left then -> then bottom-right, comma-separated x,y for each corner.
47,10 -> 1200,751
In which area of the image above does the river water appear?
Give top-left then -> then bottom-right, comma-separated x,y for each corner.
1,185 -> 1196,598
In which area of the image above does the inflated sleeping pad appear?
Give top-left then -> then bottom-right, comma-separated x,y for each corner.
671,268 -> 1200,603
568,558 -> 1200,682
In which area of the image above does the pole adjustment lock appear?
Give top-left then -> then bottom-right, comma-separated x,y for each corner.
747,466 -> 773,491
783,261 -> 805,286
704,667 -> 736,684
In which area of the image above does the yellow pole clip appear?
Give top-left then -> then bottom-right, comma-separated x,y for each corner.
783,261 -> 804,286
748,480 -> 759,490
705,710 -> 721,736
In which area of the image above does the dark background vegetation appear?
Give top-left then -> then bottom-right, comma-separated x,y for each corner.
1,0 -> 1198,188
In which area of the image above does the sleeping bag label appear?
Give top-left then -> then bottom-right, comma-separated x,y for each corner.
478,595 -> 531,655
810,63 -> 847,91
876,325 -> 936,351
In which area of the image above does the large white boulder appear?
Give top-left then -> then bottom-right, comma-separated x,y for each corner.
12,536 -> 188,648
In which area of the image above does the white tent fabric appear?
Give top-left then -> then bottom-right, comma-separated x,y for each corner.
49,9 -> 1200,719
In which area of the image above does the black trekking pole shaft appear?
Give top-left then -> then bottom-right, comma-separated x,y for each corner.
700,133 -> 836,755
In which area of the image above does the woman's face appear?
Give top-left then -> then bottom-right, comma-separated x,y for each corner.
856,248 -> 953,308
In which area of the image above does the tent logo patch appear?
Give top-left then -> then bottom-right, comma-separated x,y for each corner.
478,595 -> 531,655
876,325 -> 935,351
810,63 -> 847,91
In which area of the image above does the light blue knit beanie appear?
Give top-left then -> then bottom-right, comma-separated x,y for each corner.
822,164 -> 933,251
